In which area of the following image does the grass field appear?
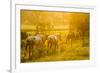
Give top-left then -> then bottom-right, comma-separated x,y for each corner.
21,39 -> 89,63
34,47 -> 89,62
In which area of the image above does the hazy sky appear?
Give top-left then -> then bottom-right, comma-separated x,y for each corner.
21,10 -> 89,31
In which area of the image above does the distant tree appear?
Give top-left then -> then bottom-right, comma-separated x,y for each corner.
69,12 -> 90,46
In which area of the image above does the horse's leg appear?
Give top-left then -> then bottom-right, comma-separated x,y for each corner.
29,45 -> 33,60
70,39 -> 72,48
48,42 -> 52,54
24,43 -> 28,59
25,43 -> 27,51
30,45 -> 33,60
51,43 -> 54,54
56,44 -> 58,53
53,44 -> 55,54
47,42 -> 49,54
28,45 -> 31,60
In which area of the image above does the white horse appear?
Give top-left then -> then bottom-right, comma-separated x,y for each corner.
47,35 -> 59,52
25,35 -> 44,60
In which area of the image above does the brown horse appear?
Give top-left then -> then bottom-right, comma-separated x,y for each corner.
66,31 -> 80,47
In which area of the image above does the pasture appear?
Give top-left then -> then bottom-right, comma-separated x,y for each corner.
20,10 -> 90,63
21,31 -> 89,63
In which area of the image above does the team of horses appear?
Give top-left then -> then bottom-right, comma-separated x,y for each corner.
21,31 -> 80,61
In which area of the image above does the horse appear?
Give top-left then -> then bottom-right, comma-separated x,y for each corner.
47,35 -> 60,53
25,34 -> 46,60
66,31 -> 80,47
